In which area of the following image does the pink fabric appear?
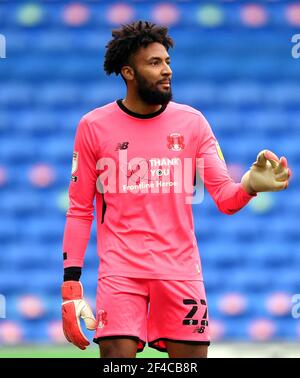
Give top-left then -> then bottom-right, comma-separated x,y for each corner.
94,276 -> 210,351
196,112 -> 256,215
63,101 -> 255,279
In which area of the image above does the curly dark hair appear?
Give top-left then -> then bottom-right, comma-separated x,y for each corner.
104,20 -> 174,77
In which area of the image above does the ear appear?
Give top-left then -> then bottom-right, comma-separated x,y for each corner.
121,65 -> 134,81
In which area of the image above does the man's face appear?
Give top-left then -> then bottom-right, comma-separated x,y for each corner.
131,42 -> 173,106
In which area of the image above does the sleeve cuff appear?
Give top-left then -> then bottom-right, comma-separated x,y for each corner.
63,267 -> 82,281
239,183 -> 257,198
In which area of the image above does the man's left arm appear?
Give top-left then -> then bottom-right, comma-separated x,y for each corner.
196,115 -> 291,215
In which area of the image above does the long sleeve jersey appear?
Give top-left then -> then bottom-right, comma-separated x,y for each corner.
62,100 -> 255,280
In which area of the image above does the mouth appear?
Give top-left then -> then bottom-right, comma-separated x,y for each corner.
158,81 -> 171,88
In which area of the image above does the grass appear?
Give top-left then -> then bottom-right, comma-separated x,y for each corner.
0,345 -> 168,358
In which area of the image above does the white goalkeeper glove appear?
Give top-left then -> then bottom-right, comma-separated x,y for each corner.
61,281 -> 97,350
241,150 -> 291,195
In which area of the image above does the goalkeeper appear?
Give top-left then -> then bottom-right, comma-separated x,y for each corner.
61,21 -> 291,358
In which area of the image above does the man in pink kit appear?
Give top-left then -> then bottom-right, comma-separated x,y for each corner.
61,21 -> 291,358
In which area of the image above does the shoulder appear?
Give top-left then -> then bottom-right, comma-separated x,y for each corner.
168,101 -> 210,133
81,101 -> 117,125
168,101 -> 208,123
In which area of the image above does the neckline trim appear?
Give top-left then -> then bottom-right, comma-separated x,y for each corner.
116,99 -> 167,119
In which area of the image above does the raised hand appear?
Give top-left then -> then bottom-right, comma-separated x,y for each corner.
241,150 -> 291,194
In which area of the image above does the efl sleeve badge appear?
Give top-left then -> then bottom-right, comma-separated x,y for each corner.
71,151 -> 79,174
216,141 -> 225,162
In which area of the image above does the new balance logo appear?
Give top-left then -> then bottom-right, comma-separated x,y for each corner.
115,142 -> 129,151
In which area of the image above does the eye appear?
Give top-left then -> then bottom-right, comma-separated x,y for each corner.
150,61 -> 159,66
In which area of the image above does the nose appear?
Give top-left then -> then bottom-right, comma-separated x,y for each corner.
162,62 -> 172,77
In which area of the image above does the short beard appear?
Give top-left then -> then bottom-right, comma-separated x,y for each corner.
134,70 -> 172,106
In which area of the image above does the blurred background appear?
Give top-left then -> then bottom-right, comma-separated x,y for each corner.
0,0 -> 300,358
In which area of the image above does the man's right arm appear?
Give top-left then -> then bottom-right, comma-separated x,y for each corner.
62,116 -> 98,279
61,116 -> 98,349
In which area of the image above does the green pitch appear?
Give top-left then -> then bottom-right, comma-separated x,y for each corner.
0,345 -> 168,358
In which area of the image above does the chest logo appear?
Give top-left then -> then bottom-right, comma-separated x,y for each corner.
167,133 -> 185,151
115,142 -> 129,151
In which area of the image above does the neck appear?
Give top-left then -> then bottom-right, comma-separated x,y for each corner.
122,93 -> 162,115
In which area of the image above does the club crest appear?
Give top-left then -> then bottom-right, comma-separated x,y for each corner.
97,309 -> 108,329
167,133 -> 185,151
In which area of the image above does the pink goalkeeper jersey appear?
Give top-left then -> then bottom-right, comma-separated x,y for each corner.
62,100 -> 255,280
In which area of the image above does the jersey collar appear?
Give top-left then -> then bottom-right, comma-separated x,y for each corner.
116,99 -> 167,119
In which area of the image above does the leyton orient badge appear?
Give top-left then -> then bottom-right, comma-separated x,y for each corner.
167,133 -> 185,151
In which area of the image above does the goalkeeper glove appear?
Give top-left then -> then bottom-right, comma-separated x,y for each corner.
61,281 -> 97,350
241,150 -> 291,195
